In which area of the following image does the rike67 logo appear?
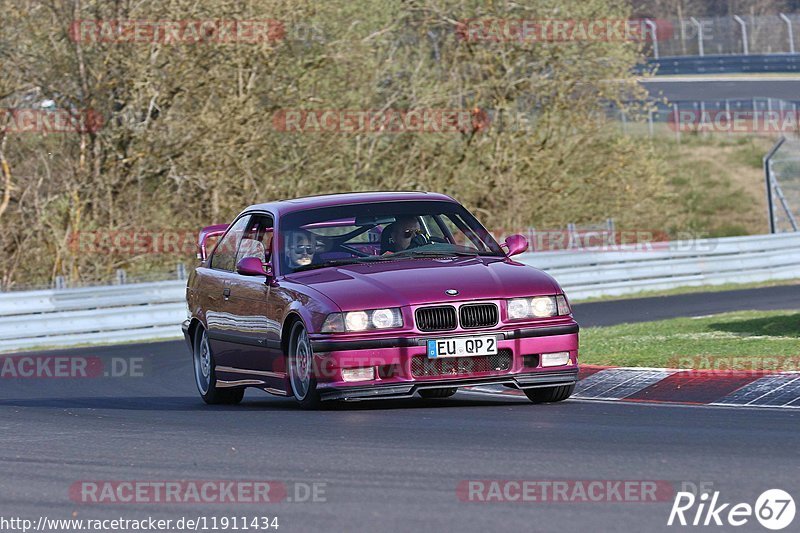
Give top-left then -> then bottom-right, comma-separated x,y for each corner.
668,489 -> 795,530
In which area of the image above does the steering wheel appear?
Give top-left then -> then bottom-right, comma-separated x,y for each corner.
338,243 -> 373,257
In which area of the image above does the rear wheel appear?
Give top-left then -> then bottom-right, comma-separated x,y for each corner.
418,388 -> 457,399
193,327 -> 244,405
523,384 -> 574,404
288,321 -> 322,409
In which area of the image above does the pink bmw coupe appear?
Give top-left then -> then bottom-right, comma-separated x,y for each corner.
183,192 -> 579,408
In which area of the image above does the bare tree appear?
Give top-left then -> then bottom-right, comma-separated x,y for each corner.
0,0 -> 669,288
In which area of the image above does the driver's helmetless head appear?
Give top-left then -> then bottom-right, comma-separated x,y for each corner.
285,231 -> 315,268
390,217 -> 421,252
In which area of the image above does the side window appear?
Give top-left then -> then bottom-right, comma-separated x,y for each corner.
236,215 -> 274,265
210,216 -> 250,271
440,214 -> 487,251
420,215 -> 447,242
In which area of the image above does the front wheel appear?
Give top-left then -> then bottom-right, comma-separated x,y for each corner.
288,321 -> 322,409
193,327 -> 244,405
523,384 -> 574,404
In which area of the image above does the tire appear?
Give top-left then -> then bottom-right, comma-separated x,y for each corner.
418,388 -> 457,399
523,384 -> 575,404
193,327 -> 245,405
287,321 -> 323,409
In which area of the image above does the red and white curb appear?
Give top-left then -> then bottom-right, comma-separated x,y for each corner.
464,366 -> 800,408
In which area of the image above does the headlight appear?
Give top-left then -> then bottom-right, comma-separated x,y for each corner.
371,308 -> 398,329
530,296 -> 556,317
345,311 -> 369,332
507,298 -> 531,320
321,308 -> 404,333
506,295 -> 570,320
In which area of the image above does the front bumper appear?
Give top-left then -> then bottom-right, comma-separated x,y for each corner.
311,322 -> 579,401
319,370 -> 579,401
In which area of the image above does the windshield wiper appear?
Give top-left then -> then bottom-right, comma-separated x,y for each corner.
292,256 -> 392,272
392,249 -> 480,258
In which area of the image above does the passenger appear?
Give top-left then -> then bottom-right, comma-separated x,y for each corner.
284,230 -> 316,269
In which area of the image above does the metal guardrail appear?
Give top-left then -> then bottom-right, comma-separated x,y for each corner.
518,232 -> 800,300
0,281 -> 187,351
647,54 -> 800,75
1,233 -> 799,351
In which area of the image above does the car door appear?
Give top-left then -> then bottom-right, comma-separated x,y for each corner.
204,214 -> 251,366
222,214 -> 286,391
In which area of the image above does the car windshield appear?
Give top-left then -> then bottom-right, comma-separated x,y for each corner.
279,200 -> 505,274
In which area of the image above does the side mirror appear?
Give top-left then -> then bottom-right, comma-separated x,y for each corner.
236,257 -> 269,277
504,234 -> 529,256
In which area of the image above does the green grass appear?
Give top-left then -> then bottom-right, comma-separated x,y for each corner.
580,310 -> 800,368
600,132 -> 772,237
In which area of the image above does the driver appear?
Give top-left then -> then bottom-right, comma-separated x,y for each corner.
284,230 -> 316,269
385,216 -> 429,253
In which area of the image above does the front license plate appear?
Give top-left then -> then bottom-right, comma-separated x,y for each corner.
426,336 -> 498,358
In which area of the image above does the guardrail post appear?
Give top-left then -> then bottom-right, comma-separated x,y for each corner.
606,218 -> 615,247
679,18 -> 687,55
567,223 -> 577,249
699,101 -> 707,136
645,19 -> 659,59
673,103 -> 681,142
733,16 -> 749,55
177,263 -> 186,280
725,99 -> 731,137
54,276 -> 66,290
780,14 -> 796,54
116,269 -> 127,285
689,18 -> 704,56
764,137 -> 787,234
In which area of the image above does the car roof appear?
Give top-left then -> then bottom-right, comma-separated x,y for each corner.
243,191 -> 457,217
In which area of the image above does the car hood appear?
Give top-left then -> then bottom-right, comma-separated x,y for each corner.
285,257 -> 562,310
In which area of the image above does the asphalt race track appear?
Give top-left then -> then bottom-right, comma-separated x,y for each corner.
1,286 -> 799,532
641,77 -> 800,101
